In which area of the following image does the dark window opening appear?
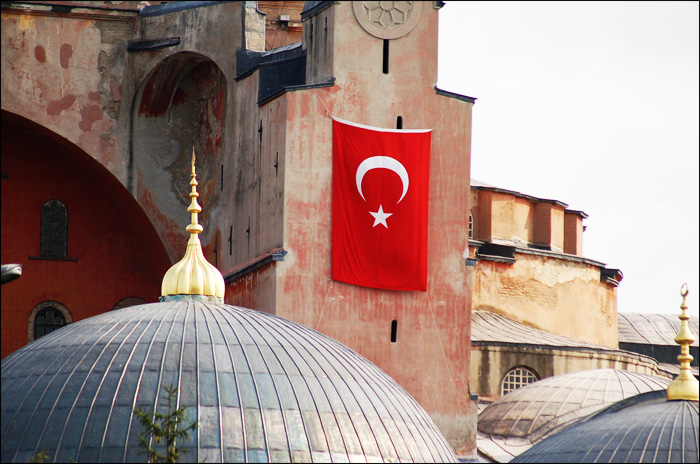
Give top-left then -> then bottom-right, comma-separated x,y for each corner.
477,242 -> 515,259
228,225 -> 233,256
34,307 -> 66,340
469,211 -> 474,239
40,200 -> 68,258
396,116 -> 403,129
391,320 -> 398,343
220,164 -> 224,191
383,39 -> 389,74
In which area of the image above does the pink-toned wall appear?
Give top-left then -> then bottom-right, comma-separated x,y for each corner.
0,9 -> 136,185
266,3 -> 476,451
564,212 -> 584,255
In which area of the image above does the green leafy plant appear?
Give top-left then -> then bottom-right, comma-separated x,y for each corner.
27,450 -> 50,463
133,384 -> 198,463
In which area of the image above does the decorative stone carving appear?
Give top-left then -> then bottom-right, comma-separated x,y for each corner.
353,1 -> 422,40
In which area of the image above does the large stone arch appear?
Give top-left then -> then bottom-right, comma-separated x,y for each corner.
1,110 -> 172,358
131,52 -> 228,262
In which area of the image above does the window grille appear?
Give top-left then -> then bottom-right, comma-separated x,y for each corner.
501,366 -> 538,395
34,307 -> 66,340
40,200 -> 68,258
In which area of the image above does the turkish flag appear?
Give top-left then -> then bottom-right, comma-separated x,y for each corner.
332,117 -> 431,291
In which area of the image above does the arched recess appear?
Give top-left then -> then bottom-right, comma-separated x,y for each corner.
1,110 -> 172,358
131,52 -> 228,262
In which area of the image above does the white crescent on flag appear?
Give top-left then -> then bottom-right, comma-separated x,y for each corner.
355,156 -> 410,203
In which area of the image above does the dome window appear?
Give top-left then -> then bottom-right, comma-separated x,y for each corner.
501,366 -> 539,395
27,300 -> 72,343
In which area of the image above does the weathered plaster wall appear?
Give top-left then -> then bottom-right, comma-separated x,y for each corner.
470,345 -> 661,398
273,3 -> 477,452
0,3 -> 248,266
551,204 -> 564,252
129,3 -> 243,263
304,5 -> 334,85
564,212 -> 584,255
1,8 -> 137,184
473,252 -> 619,348
512,196 -> 535,246
225,263 -> 277,315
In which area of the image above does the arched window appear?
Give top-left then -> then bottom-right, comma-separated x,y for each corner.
27,300 -> 72,343
40,200 -> 68,258
112,297 -> 147,310
501,366 -> 539,395
469,211 -> 474,240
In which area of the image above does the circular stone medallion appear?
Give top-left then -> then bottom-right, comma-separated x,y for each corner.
353,1 -> 423,40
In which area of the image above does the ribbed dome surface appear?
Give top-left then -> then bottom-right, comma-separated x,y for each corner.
1,301 -> 456,463
478,369 -> 670,441
511,390 -> 699,463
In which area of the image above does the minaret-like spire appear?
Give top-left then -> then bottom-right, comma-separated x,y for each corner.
161,147 -> 225,302
666,283 -> 699,401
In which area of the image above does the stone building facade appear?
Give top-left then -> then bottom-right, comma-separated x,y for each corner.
469,179 -> 622,348
467,180 -> 650,399
1,0 -> 477,452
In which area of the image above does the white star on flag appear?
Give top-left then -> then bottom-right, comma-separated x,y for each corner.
369,205 -> 393,228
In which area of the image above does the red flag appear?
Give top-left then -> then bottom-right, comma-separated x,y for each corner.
332,117 -> 431,291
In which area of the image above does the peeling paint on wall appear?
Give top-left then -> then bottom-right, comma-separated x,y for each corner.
78,105 -> 102,132
60,43 -> 72,68
34,45 -> 45,62
46,94 -> 76,115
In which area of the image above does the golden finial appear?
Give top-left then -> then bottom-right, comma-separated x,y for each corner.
666,283 -> 699,401
161,147 -> 225,301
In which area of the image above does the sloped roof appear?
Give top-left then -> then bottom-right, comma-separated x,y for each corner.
658,362 -> 700,378
618,312 -> 699,346
473,310 -> 616,351
301,1 -> 332,20
469,178 -> 497,189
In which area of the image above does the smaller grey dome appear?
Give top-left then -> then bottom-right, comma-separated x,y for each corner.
476,369 -> 671,463
511,390 -> 699,463
478,369 -> 670,441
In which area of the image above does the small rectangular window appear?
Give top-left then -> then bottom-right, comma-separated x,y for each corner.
391,320 -> 398,343
383,40 -> 389,74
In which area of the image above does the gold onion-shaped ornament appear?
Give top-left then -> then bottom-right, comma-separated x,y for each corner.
666,283 -> 699,401
161,148 -> 225,300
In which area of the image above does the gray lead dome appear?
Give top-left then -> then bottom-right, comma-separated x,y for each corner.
1,301 -> 457,463
511,390 -> 699,463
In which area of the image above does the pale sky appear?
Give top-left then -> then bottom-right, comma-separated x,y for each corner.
436,1 -> 699,314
